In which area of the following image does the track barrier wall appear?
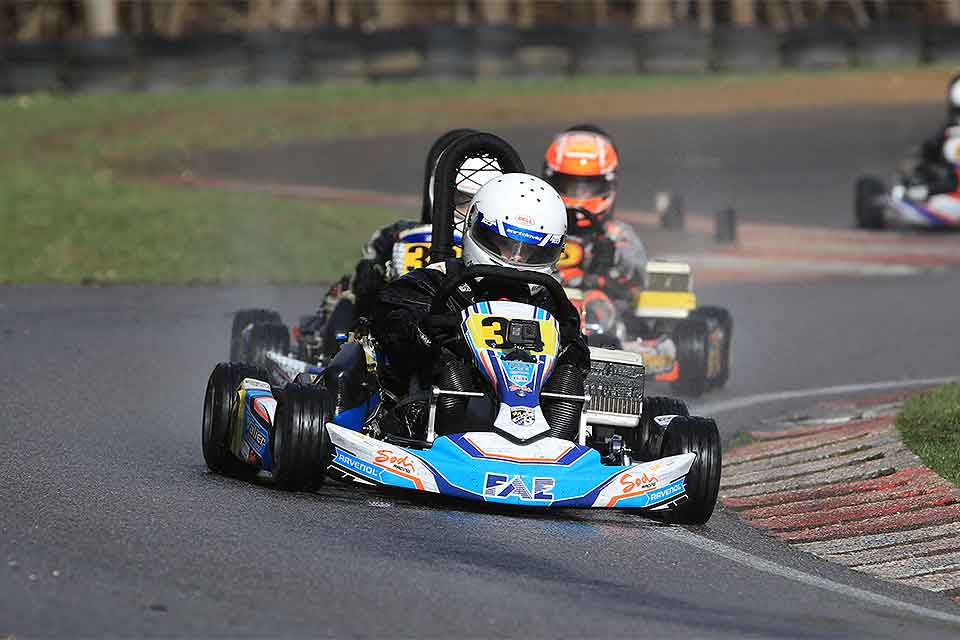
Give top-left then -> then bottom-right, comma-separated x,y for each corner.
3,23 -> 960,95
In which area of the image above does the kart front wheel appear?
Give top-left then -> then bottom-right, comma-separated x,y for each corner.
273,382 -> 332,491
230,308 -> 282,360
854,176 -> 887,230
635,396 -> 689,461
202,362 -> 270,479
659,416 -> 721,525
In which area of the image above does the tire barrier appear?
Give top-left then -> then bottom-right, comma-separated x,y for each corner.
572,26 -> 639,75
3,40 -> 63,94
925,26 -> 960,64
640,26 -> 710,74
3,24 -> 957,96
713,26 -> 780,72
782,23 -> 855,69
64,36 -> 136,93
856,22 -> 923,67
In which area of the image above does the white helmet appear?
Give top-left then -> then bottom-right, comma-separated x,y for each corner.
950,75 -> 960,122
462,173 -> 567,277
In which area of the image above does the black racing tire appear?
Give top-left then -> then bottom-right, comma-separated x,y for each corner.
634,396 -> 689,461
230,309 -> 282,360
272,382 -> 333,491
691,306 -> 733,389
322,297 -> 356,359
244,322 -> 290,369
202,361 -> 270,479
658,416 -> 722,525
854,176 -> 888,230
672,316 -> 709,398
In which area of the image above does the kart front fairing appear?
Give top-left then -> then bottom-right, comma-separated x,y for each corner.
326,425 -> 695,509
325,299 -> 695,510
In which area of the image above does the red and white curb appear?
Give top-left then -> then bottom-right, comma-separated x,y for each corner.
722,398 -> 960,603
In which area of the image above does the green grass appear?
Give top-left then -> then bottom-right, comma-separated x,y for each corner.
1,68 -> 950,284
897,384 -> 960,487
726,431 -> 756,451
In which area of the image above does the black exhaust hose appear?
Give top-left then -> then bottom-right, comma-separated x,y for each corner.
542,363 -> 584,441
430,132 -> 525,264
436,351 -> 473,435
420,128 -> 476,224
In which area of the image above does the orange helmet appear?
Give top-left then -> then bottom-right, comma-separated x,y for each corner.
543,125 -> 618,234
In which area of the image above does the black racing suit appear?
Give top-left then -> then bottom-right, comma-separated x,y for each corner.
352,219 -> 422,318
372,259 -> 590,399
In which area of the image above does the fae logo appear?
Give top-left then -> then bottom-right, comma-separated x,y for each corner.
483,473 -> 555,501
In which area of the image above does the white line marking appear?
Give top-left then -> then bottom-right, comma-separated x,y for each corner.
662,528 -> 960,627
696,377 -> 960,416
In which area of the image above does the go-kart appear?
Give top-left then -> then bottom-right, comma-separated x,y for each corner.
203,264 -> 722,523
855,143 -> 960,229
560,237 -> 732,397
202,140 -> 721,523
228,130 -> 522,379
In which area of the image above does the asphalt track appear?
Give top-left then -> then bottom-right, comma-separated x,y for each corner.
5,103 -> 960,637
190,102 -> 943,227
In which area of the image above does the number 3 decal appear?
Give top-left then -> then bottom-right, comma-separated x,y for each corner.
480,316 -> 510,349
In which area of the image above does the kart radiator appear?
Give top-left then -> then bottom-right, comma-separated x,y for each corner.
585,347 -> 645,426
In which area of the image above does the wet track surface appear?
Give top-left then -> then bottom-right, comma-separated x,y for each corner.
5,103 -> 960,636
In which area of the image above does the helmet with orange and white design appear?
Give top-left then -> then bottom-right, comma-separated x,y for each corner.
542,125 -> 618,235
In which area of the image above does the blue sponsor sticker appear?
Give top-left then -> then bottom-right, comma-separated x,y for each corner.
645,478 -> 685,505
334,448 -> 382,482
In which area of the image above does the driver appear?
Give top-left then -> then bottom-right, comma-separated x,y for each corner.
912,74 -> 960,200
372,173 -> 589,403
542,125 -> 647,297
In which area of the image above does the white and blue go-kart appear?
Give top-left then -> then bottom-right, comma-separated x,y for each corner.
202,265 -> 722,525
855,158 -> 960,230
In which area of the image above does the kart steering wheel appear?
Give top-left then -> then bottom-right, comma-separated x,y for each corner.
428,265 -> 571,328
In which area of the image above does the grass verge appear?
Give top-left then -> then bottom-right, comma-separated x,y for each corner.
897,383 -> 960,486
2,67 -> 953,284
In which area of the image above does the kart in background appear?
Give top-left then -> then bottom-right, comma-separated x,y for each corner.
855,156 -> 960,230
560,237 -> 732,397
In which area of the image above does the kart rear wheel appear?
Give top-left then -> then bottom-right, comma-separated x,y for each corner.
244,322 -> 290,370
273,382 -> 332,491
635,397 -> 689,461
855,176 -> 887,230
672,317 -> 709,397
202,362 -> 270,479
691,306 -> 733,389
230,309 -> 282,360
659,416 -> 721,525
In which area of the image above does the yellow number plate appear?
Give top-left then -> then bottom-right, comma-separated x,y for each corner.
401,243 -> 462,273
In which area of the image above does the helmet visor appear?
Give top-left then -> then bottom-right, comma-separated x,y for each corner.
471,216 -> 564,267
547,172 -> 613,200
